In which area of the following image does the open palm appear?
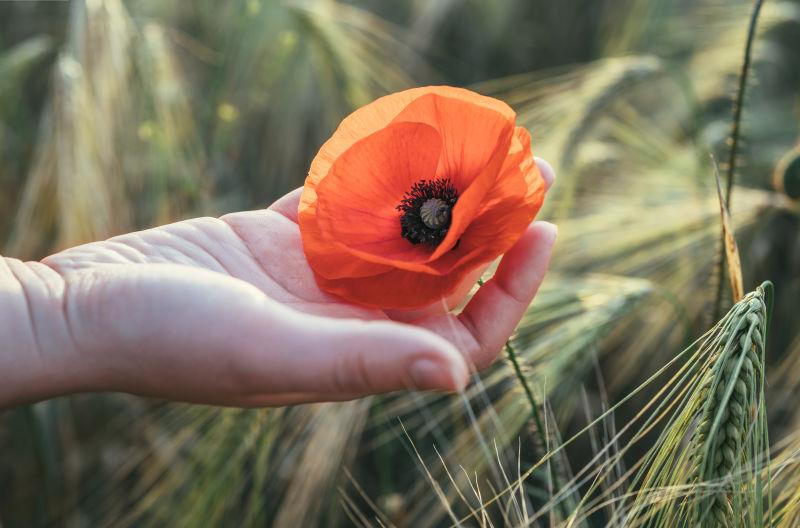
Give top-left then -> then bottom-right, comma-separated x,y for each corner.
42,167 -> 554,407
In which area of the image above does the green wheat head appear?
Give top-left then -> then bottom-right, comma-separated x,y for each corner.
625,283 -> 771,528
689,289 -> 768,526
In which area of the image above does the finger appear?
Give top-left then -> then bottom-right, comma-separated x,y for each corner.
132,390 -> 365,408
262,313 -> 470,395
223,391 -> 365,408
535,157 -> 556,191
458,221 -> 557,369
268,187 -> 303,222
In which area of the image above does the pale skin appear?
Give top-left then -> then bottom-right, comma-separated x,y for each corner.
0,159 -> 556,409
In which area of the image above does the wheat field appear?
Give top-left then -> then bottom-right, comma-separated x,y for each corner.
2,0 -> 800,526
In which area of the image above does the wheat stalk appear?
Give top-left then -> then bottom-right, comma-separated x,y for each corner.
711,0 -> 765,322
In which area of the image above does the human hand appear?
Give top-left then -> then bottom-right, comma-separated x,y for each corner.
2,160 -> 555,407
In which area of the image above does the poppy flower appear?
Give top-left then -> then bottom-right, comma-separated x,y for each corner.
298,86 -> 545,310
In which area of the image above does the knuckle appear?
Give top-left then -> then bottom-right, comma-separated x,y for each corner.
332,349 -> 374,393
497,279 -> 529,308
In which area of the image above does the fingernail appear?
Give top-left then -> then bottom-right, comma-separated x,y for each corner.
409,359 -> 467,391
535,157 -> 556,189
534,220 -> 558,244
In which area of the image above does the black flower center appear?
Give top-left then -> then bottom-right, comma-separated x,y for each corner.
397,178 -> 458,246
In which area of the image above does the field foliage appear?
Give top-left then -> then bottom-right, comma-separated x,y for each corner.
2,1 -> 800,526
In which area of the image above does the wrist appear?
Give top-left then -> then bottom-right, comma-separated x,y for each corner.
0,257 -> 93,407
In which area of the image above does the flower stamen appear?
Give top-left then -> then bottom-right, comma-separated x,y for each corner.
397,178 -> 458,246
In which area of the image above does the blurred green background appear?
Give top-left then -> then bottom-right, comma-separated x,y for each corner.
2,0 -> 800,526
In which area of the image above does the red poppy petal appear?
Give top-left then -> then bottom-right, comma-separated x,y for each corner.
315,133 -> 541,283
304,87 -> 513,194
315,121 -> 443,266
311,126 -> 530,278
313,262 -> 481,310
422,127 -> 545,273
323,128 -> 514,276
301,86 -> 506,210
429,125 -> 514,259
314,126 -> 517,275
300,217 -> 394,279
391,92 -> 515,191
